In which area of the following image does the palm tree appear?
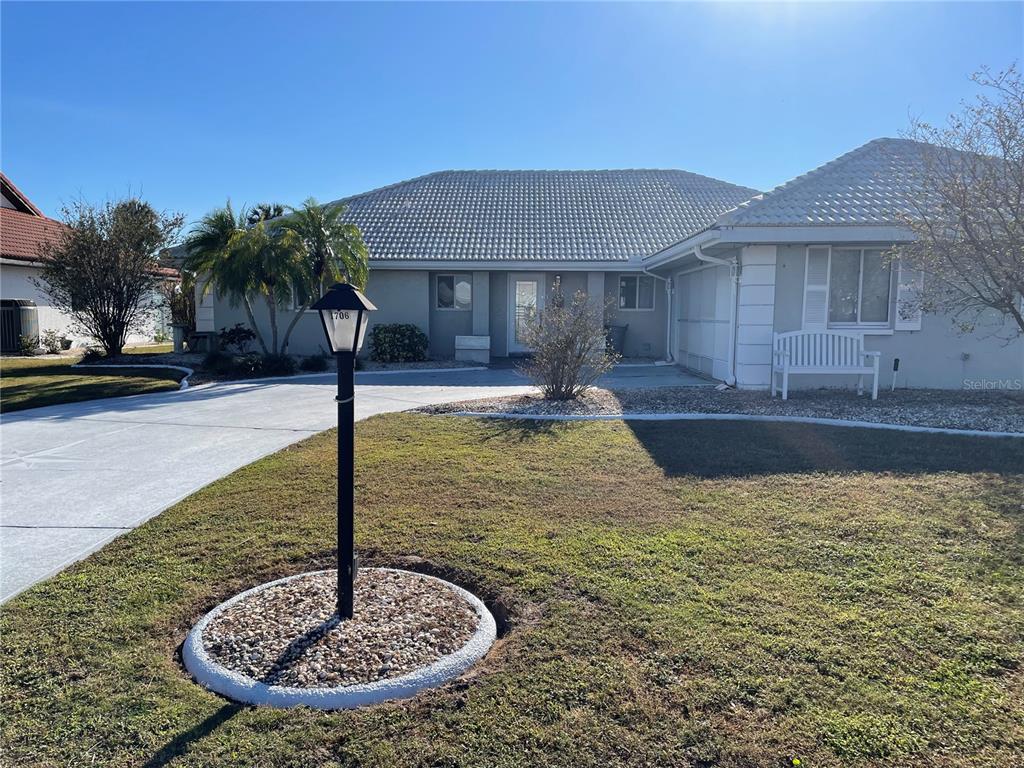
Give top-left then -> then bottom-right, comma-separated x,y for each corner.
231,217 -> 306,355
277,198 -> 369,354
183,202 -> 269,354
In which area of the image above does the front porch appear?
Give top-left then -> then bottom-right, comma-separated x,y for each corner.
367,267 -> 671,363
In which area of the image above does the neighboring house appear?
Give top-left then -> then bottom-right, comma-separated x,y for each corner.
0,173 -> 172,352
199,138 -> 1022,390
1,174 -> 73,352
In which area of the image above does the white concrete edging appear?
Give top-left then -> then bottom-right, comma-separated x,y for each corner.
450,411 -> 1024,439
183,568 -> 496,710
71,363 -> 194,390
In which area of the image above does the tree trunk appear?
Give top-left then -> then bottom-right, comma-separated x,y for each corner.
243,295 -> 269,355
267,296 -> 279,355
281,299 -> 311,355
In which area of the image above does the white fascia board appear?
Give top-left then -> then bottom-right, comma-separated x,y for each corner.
642,231 -> 722,270
1,258 -> 44,268
715,225 -> 916,244
368,259 -> 639,271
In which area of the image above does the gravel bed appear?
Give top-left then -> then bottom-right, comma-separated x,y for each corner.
420,386 -> 1024,433
202,569 -> 480,688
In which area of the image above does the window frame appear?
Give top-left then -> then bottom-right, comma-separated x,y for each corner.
435,273 -> 473,311
290,284 -> 319,313
823,246 -> 893,330
618,274 -> 656,312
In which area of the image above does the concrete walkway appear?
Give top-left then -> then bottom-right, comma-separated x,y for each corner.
0,364 -> 706,602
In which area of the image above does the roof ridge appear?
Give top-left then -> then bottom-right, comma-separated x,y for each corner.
331,167 -> 759,209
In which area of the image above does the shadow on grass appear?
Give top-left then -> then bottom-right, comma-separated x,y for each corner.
626,419 -> 1024,479
142,703 -> 243,768
479,418 -> 578,442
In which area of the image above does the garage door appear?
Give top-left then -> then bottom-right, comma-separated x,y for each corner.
675,266 -> 731,381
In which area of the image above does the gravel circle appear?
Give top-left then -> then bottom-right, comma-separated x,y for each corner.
198,569 -> 480,690
419,386 -> 1024,434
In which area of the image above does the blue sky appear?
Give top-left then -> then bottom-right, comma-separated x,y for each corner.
2,2 -> 1021,225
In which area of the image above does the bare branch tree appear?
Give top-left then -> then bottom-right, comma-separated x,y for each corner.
35,198 -> 184,355
899,64 -> 1024,339
519,283 -> 619,400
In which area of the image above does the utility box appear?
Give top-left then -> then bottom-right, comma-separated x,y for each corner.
454,335 -> 490,365
0,299 -> 38,353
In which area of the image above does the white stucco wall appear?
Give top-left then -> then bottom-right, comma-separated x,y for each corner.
772,243 -> 1024,390
1,261 -> 166,347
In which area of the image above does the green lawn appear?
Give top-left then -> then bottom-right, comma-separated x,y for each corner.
1,414 -> 1022,767
0,355 -> 183,412
124,342 -> 175,355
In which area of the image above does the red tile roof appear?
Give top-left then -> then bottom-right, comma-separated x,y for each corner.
0,207 -> 66,263
0,173 -> 178,278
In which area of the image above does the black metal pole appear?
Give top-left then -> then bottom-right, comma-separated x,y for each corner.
336,350 -> 356,619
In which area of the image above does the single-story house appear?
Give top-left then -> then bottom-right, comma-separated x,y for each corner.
0,173 -> 172,352
198,138 -> 1022,390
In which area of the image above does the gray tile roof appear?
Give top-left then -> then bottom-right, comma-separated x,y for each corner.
332,170 -> 759,262
718,138 -> 932,227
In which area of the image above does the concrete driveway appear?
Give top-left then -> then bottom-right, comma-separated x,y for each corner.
0,363 -> 706,602
0,368 -> 534,602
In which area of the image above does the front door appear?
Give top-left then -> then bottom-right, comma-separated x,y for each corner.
507,274 -> 545,354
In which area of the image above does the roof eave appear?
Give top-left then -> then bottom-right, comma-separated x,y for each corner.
642,223 -> 917,271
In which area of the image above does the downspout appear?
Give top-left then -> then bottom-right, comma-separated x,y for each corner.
641,266 -> 674,364
693,242 -> 740,386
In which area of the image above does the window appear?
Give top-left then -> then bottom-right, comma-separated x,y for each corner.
619,275 -> 655,310
436,274 -> 472,310
828,248 -> 891,325
290,283 -> 319,312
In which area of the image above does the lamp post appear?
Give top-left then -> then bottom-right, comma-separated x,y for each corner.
310,283 -> 377,619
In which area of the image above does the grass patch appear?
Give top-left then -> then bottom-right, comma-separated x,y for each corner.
123,343 -> 174,355
1,415 -> 1022,767
0,355 -> 182,412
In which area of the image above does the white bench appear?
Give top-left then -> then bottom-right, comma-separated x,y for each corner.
772,330 -> 880,400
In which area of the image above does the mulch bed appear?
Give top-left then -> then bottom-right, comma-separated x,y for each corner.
420,386 -> 1024,433
202,569 -> 480,688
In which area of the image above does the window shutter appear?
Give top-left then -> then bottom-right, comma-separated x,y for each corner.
895,261 -> 924,331
802,246 -> 830,330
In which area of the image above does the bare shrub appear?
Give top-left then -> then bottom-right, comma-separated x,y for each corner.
519,284 -> 619,400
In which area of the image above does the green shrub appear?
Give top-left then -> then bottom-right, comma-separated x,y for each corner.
40,329 -> 64,355
16,335 -> 39,356
218,324 -> 257,353
78,347 -> 105,364
369,323 -> 428,363
202,350 -> 234,375
231,353 -> 265,377
299,355 -> 329,372
260,353 -> 296,377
